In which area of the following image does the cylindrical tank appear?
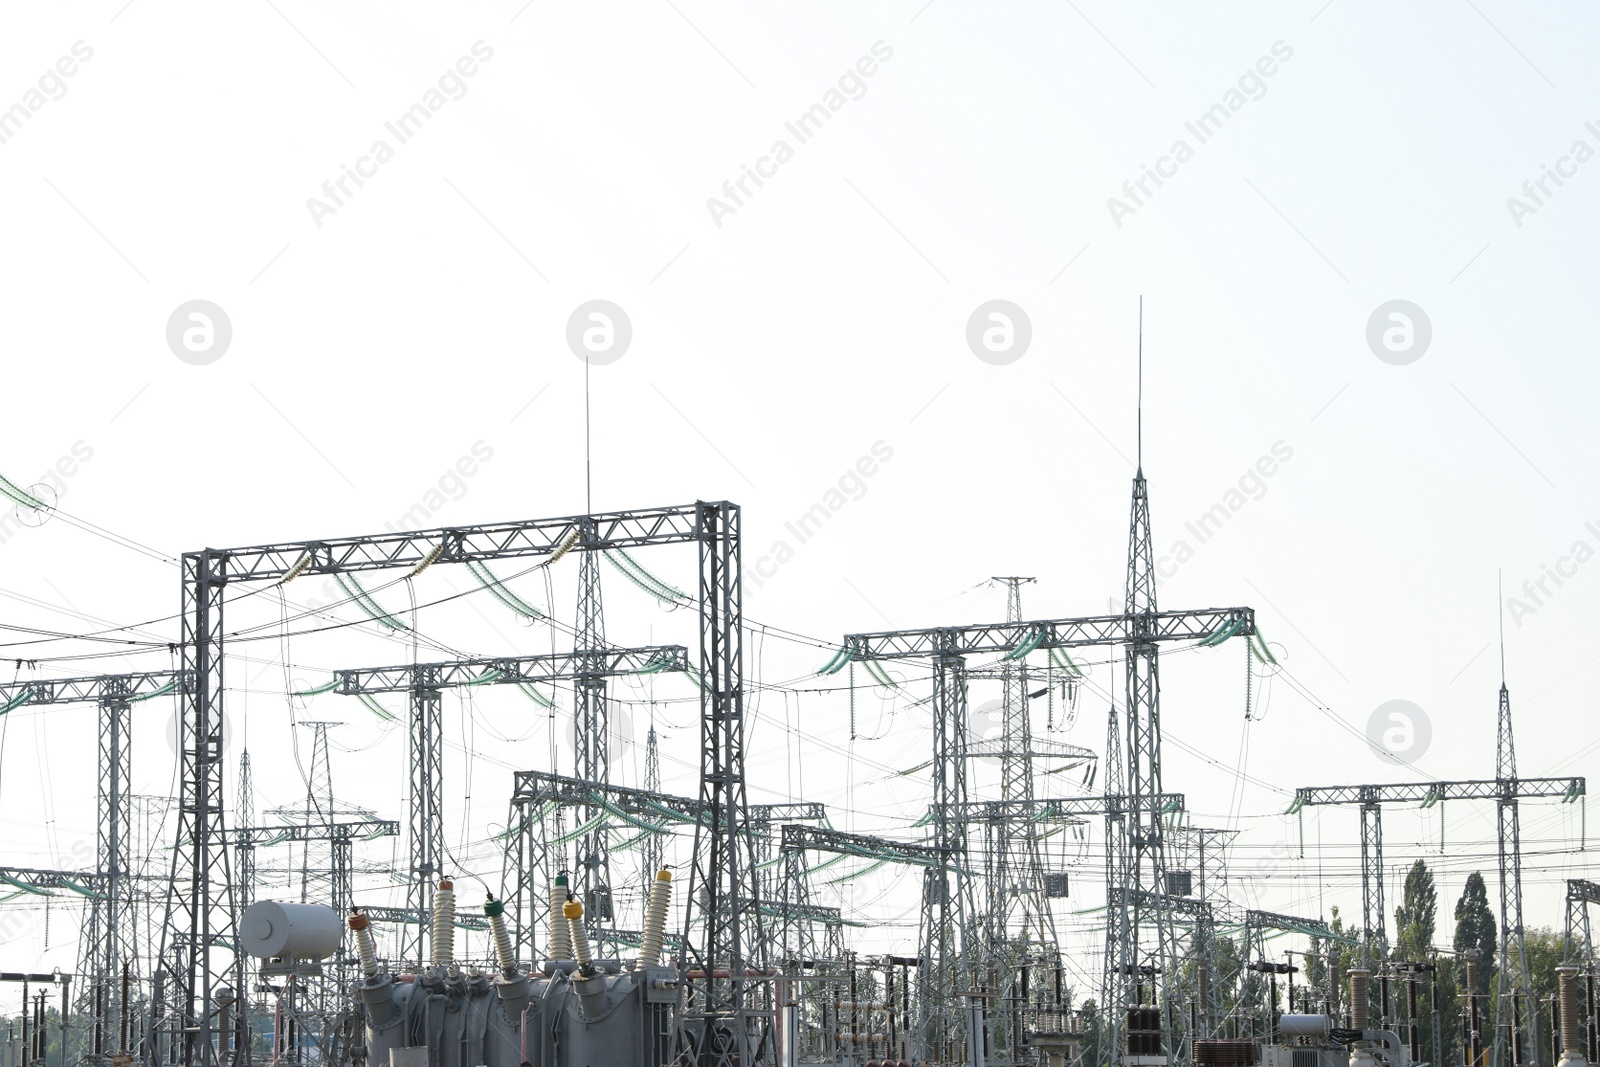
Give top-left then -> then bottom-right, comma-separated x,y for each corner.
1280,1014 -> 1332,1039
240,901 -> 342,960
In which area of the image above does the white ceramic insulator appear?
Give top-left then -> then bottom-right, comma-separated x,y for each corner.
355,923 -> 380,979
637,873 -> 672,968
570,916 -> 592,968
549,885 -> 572,960
488,909 -> 516,975
431,883 -> 456,967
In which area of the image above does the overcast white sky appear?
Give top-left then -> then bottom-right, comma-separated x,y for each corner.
0,1 -> 1596,981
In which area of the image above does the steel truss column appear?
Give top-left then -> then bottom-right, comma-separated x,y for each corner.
677,501 -> 769,1067
918,649 -> 972,1062
404,677 -> 443,964
157,550 -> 248,1067
95,689 -> 133,1058
1360,800 -> 1385,970
510,798 -> 536,962
782,850 -> 816,970
574,528 -> 614,938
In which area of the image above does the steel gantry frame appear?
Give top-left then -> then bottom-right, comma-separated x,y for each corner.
0,669 -> 189,1062
1288,777 -> 1583,959
1238,909 -> 1340,1034
1564,879 -> 1600,964
1288,771 -> 1584,1058
229,814 -> 398,1065
777,824 -> 943,978
158,501 -> 762,1067
330,644 -> 688,963
842,579 -> 1254,1065
511,771 -> 824,961
228,818 -> 399,918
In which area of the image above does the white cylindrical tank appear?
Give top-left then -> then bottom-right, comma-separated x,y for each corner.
241,901 -> 343,960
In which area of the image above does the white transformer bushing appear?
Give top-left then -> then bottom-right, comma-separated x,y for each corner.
241,901 -> 343,960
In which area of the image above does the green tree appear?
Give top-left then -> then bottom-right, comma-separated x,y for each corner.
1395,859 -> 1438,960
1079,997 -> 1102,1067
1454,872 -> 1498,997
1394,861 -> 1441,1057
